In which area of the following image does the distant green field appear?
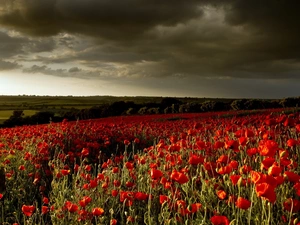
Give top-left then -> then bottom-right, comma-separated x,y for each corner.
0,95 -> 238,125
0,110 -> 37,124
0,95 -> 234,108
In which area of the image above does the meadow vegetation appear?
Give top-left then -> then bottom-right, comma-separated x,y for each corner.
0,108 -> 300,224
0,95 -> 299,128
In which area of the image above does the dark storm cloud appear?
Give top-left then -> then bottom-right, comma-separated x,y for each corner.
23,64 -> 114,79
0,59 -> 20,70
23,37 -> 56,53
23,65 -> 67,76
0,30 -> 25,57
1,0 -> 300,80
0,30 -> 56,61
0,0 -> 202,39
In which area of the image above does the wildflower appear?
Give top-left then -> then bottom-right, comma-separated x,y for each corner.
135,192 -> 149,201
188,154 -> 204,165
22,205 -> 36,217
92,207 -> 104,216
284,171 -> 300,183
190,203 -> 202,213
120,191 -> 134,207
159,195 -> 169,205
61,169 -> 70,176
235,197 -> 251,210
110,219 -> 117,225
216,190 -> 227,200
79,196 -> 92,208
43,197 -> 49,204
229,175 -> 241,186
255,183 -> 276,203
210,215 -> 230,225
268,164 -> 282,176
18,165 -> 25,171
65,201 -> 78,213
258,140 -> 278,157
125,162 -> 134,170
293,182 -> 300,196
81,148 -> 89,157
150,169 -> 163,180
111,189 -> 119,197
218,165 -> 232,175
283,198 -> 300,212
124,140 -> 130,145
42,206 -> 49,215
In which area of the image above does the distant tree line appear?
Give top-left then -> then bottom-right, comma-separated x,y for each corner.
1,97 -> 300,128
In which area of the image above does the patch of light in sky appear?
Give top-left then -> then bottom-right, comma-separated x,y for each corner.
0,71 -> 162,97
0,71 -> 110,96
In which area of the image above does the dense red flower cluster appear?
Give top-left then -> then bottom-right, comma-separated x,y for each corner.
1,110 -> 300,224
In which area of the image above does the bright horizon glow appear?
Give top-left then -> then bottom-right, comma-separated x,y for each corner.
0,71 -> 195,97
0,71 -> 113,96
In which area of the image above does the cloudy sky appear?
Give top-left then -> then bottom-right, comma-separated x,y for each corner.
0,0 -> 300,98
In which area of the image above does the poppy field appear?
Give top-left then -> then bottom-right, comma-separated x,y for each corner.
0,109 -> 300,224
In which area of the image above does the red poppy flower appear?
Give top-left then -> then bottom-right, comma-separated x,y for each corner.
65,201 -> 78,213
250,171 -> 265,184
113,179 -> 121,187
124,140 -> 130,145
260,157 -> 275,170
60,169 -> 70,176
246,148 -> 258,157
81,148 -> 89,156
125,162 -> 134,170
150,169 -> 163,180
190,203 -> 202,213
159,195 -> 169,205
210,215 -> 230,225
216,190 -> 227,200
22,205 -> 36,217
258,140 -> 278,157
283,198 -> 300,212
120,191 -> 134,207
255,183 -> 276,203
293,182 -> 300,196
41,206 -> 49,215
111,189 -> 119,197
92,207 -> 104,216
125,181 -> 135,188
239,137 -> 248,146
284,171 -> 300,183
287,139 -> 298,147
267,164 -> 282,176
229,160 -> 239,170
230,175 -> 241,186
110,219 -> 117,225
188,154 -> 204,165
239,165 -> 252,174
214,141 -> 224,149
79,196 -> 92,208
225,140 -> 239,151
218,165 -> 232,175
176,172 -> 189,184
216,155 -> 229,164
235,197 -> 251,210
43,197 -> 49,204
135,192 -> 148,201
18,165 -> 25,171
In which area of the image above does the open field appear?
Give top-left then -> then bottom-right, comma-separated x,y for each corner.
0,109 -> 300,224
0,95 -> 237,126
0,95 -> 232,110
0,110 -> 38,124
